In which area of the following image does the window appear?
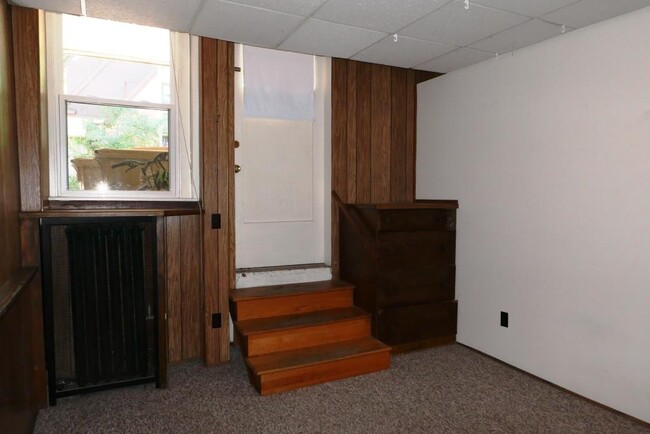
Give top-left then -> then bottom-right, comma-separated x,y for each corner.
46,13 -> 199,200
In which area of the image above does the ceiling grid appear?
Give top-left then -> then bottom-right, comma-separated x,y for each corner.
10,0 -> 650,72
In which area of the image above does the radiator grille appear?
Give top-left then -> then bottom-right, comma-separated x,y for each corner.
43,218 -> 157,401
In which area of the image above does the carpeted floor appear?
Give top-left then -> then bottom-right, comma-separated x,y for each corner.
34,344 -> 648,433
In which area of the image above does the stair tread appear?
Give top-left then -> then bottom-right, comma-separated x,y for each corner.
247,337 -> 390,374
230,279 -> 353,302
236,306 -> 369,336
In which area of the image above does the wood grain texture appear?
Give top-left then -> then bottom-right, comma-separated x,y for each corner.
180,215 -> 201,360
200,37 -> 234,365
0,270 -> 43,432
2,0 -> 48,418
339,203 -> 458,350
1,1 -> 20,288
252,339 -> 390,395
234,289 -> 353,322
390,68 -> 407,203
330,59 -> 442,277
12,6 -> 44,212
155,218 -> 168,387
330,59 -> 347,276
245,316 -> 370,357
345,61 -> 357,203
405,70 -> 416,202
216,39 -> 231,364
165,216 -> 182,362
370,64 -> 391,203
355,62 -> 372,204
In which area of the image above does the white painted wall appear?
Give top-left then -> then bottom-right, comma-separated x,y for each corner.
416,7 -> 650,423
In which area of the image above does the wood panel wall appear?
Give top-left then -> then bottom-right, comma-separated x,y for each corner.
0,2 -> 45,430
200,38 -> 235,366
12,5 -> 47,212
0,0 -> 20,285
165,215 -> 202,363
0,270 -> 43,433
331,59 -> 440,275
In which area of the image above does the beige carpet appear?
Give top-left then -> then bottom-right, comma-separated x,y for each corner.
34,344 -> 648,433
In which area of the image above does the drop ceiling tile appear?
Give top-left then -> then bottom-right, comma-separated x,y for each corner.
416,47 -> 493,73
472,0 -> 580,17
224,0 -> 328,17
352,36 -> 456,68
10,0 -> 80,15
470,19 -> 569,54
402,0 -> 528,47
87,0 -> 202,32
279,19 -> 386,59
313,0 -> 451,33
192,0 -> 304,48
542,0 -> 650,28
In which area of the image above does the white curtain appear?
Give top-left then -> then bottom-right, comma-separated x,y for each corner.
243,46 -> 314,120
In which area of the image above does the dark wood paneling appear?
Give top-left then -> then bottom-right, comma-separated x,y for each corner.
201,37 -> 234,365
355,62 -> 372,204
0,0 -> 20,287
405,70 -> 417,202
370,64 -> 391,203
390,68 -> 407,203
0,269 -> 41,433
12,6 -> 45,212
345,61 -> 357,203
2,1 -> 47,423
331,59 -> 442,276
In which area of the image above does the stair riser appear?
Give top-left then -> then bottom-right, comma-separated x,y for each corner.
257,350 -> 391,395
244,318 -> 370,357
232,289 -> 353,321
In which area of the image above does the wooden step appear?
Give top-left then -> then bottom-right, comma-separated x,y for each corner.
246,337 -> 391,395
235,306 -> 370,357
230,280 -> 354,321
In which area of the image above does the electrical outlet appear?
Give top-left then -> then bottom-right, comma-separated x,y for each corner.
500,311 -> 509,328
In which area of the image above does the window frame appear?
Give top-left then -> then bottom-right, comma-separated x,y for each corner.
45,12 -> 200,201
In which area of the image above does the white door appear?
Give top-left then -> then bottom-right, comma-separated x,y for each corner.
234,45 -> 330,269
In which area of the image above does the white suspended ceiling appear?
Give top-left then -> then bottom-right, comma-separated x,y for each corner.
9,0 -> 650,73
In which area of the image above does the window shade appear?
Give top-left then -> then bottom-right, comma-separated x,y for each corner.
243,46 -> 314,120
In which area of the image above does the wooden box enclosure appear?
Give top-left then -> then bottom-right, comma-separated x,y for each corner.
41,217 -> 162,404
339,202 -> 459,350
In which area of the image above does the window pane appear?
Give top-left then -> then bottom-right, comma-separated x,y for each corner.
66,102 -> 170,192
64,55 -> 171,104
62,14 -> 171,104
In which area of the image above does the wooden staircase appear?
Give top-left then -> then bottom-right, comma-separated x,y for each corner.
230,280 -> 391,395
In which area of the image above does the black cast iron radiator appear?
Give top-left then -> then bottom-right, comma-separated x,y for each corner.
66,223 -> 148,386
42,218 -> 158,404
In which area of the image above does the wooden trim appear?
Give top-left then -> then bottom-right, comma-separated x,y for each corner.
458,343 -> 650,429
0,267 -> 37,318
390,336 -> 455,354
372,200 -> 459,210
43,200 -> 201,211
216,39 -> 231,363
19,208 -> 200,218
12,6 -> 45,212
155,218 -> 168,387
200,37 -> 234,365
